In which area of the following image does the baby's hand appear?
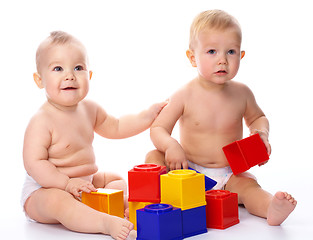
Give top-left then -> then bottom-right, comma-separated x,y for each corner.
165,144 -> 188,171
65,178 -> 97,198
250,129 -> 271,166
148,100 -> 168,120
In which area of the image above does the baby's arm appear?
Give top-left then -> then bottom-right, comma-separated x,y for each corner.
23,114 -> 96,196
94,101 -> 167,139
150,92 -> 188,170
243,86 -> 271,156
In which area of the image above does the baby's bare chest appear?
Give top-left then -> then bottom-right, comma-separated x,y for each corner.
182,93 -> 246,131
48,115 -> 95,158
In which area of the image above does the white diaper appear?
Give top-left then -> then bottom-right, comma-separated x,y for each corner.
21,174 -> 41,209
20,174 -> 42,222
187,161 -> 233,190
21,173 -> 94,221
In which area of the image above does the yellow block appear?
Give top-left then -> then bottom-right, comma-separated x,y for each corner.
82,189 -> 124,218
161,169 -> 206,210
129,201 -> 154,230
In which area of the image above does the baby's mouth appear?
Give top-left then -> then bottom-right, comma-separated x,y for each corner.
61,87 -> 77,90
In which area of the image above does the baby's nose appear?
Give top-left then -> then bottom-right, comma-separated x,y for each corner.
218,54 -> 228,65
65,71 -> 75,80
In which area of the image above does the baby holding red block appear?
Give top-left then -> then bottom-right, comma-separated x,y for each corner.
146,10 -> 296,225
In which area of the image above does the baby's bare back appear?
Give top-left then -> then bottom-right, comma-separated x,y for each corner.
179,81 -> 249,168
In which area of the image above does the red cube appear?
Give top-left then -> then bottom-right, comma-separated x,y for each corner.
222,134 -> 269,175
128,164 -> 166,202
205,190 -> 239,229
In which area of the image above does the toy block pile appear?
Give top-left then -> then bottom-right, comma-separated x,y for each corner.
128,164 -> 240,240
79,134 -> 268,239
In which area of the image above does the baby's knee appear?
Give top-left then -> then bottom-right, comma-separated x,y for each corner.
226,173 -> 260,191
145,149 -> 165,164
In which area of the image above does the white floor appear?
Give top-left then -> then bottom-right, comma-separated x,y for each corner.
1,179 -> 312,240
1,205 -> 311,240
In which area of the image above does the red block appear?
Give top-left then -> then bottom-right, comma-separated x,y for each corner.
205,190 -> 239,229
128,164 -> 167,202
222,134 -> 269,175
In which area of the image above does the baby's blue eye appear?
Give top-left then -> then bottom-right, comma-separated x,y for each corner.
207,49 -> 216,54
53,66 -> 63,71
228,49 -> 236,55
74,65 -> 83,71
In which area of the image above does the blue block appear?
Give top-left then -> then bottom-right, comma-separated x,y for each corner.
188,167 -> 217,190
182,205 -> 207,238
137,204 -> 183,240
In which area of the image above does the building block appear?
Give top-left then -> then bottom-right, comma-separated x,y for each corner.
129,201 -> 154,230
181,205 -> 207,238
81,189 -> 124,218
161,169 -> 206,210
137,204 -> 183,240
222,134 -> 269,175
128,164 -> 167,202
205,190 -> 239,229
188,167 -> 217,190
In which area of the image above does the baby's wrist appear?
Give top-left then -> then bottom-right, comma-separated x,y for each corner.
251,129 -> 269,138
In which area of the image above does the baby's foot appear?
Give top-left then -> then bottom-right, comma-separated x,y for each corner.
267,191 -> 297,226
105,215 -> 134,240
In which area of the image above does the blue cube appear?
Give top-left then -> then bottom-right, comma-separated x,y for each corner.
182,205 -> 207,238
137,204 -> 183,240
188,167 -> 217,190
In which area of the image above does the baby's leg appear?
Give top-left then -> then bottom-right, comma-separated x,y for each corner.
24,188 -> 133,239
145,150 -> 167,168
225,174 -> 296,225
93,172 -> 127,193
93,172 -> 129,217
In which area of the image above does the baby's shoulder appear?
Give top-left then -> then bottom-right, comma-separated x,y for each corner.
171,81 -> 194,99
228,81 -> 254,95
80,99 -> 99,110
26,106 -> 53,131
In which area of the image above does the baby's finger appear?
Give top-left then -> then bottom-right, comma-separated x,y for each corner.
71,188 -> 80,197
182,161 -> 189,169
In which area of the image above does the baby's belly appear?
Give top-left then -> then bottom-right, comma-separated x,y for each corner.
180,132 -> 240,168
49,147 -> 98,178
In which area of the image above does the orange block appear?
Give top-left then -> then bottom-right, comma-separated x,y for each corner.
82,189 -> 124,218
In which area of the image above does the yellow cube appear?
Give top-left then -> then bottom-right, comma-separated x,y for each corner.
129,201 -> 154,230
82,189 -> 124,218
161,170 -> 206,210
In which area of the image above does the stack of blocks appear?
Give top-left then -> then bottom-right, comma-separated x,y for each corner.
79,134 -> 267,238
128,164 -> 211,239
128,164 -> 167,230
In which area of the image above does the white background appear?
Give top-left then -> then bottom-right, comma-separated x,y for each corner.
0,0 -> 312,239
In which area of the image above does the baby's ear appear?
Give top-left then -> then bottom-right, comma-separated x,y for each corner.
241,51 -> 245,59
33,73 -> 44,89
186,49 -> 197,67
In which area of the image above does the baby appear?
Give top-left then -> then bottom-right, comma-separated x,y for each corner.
146,10 -> 296,225
22,31 -> 166,239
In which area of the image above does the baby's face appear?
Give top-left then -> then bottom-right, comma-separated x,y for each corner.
192,27 -> 243,85
37,42 -> 91,108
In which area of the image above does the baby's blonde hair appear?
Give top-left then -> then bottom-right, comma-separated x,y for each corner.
189,10 -> 242,49
35,31 -> 84,72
